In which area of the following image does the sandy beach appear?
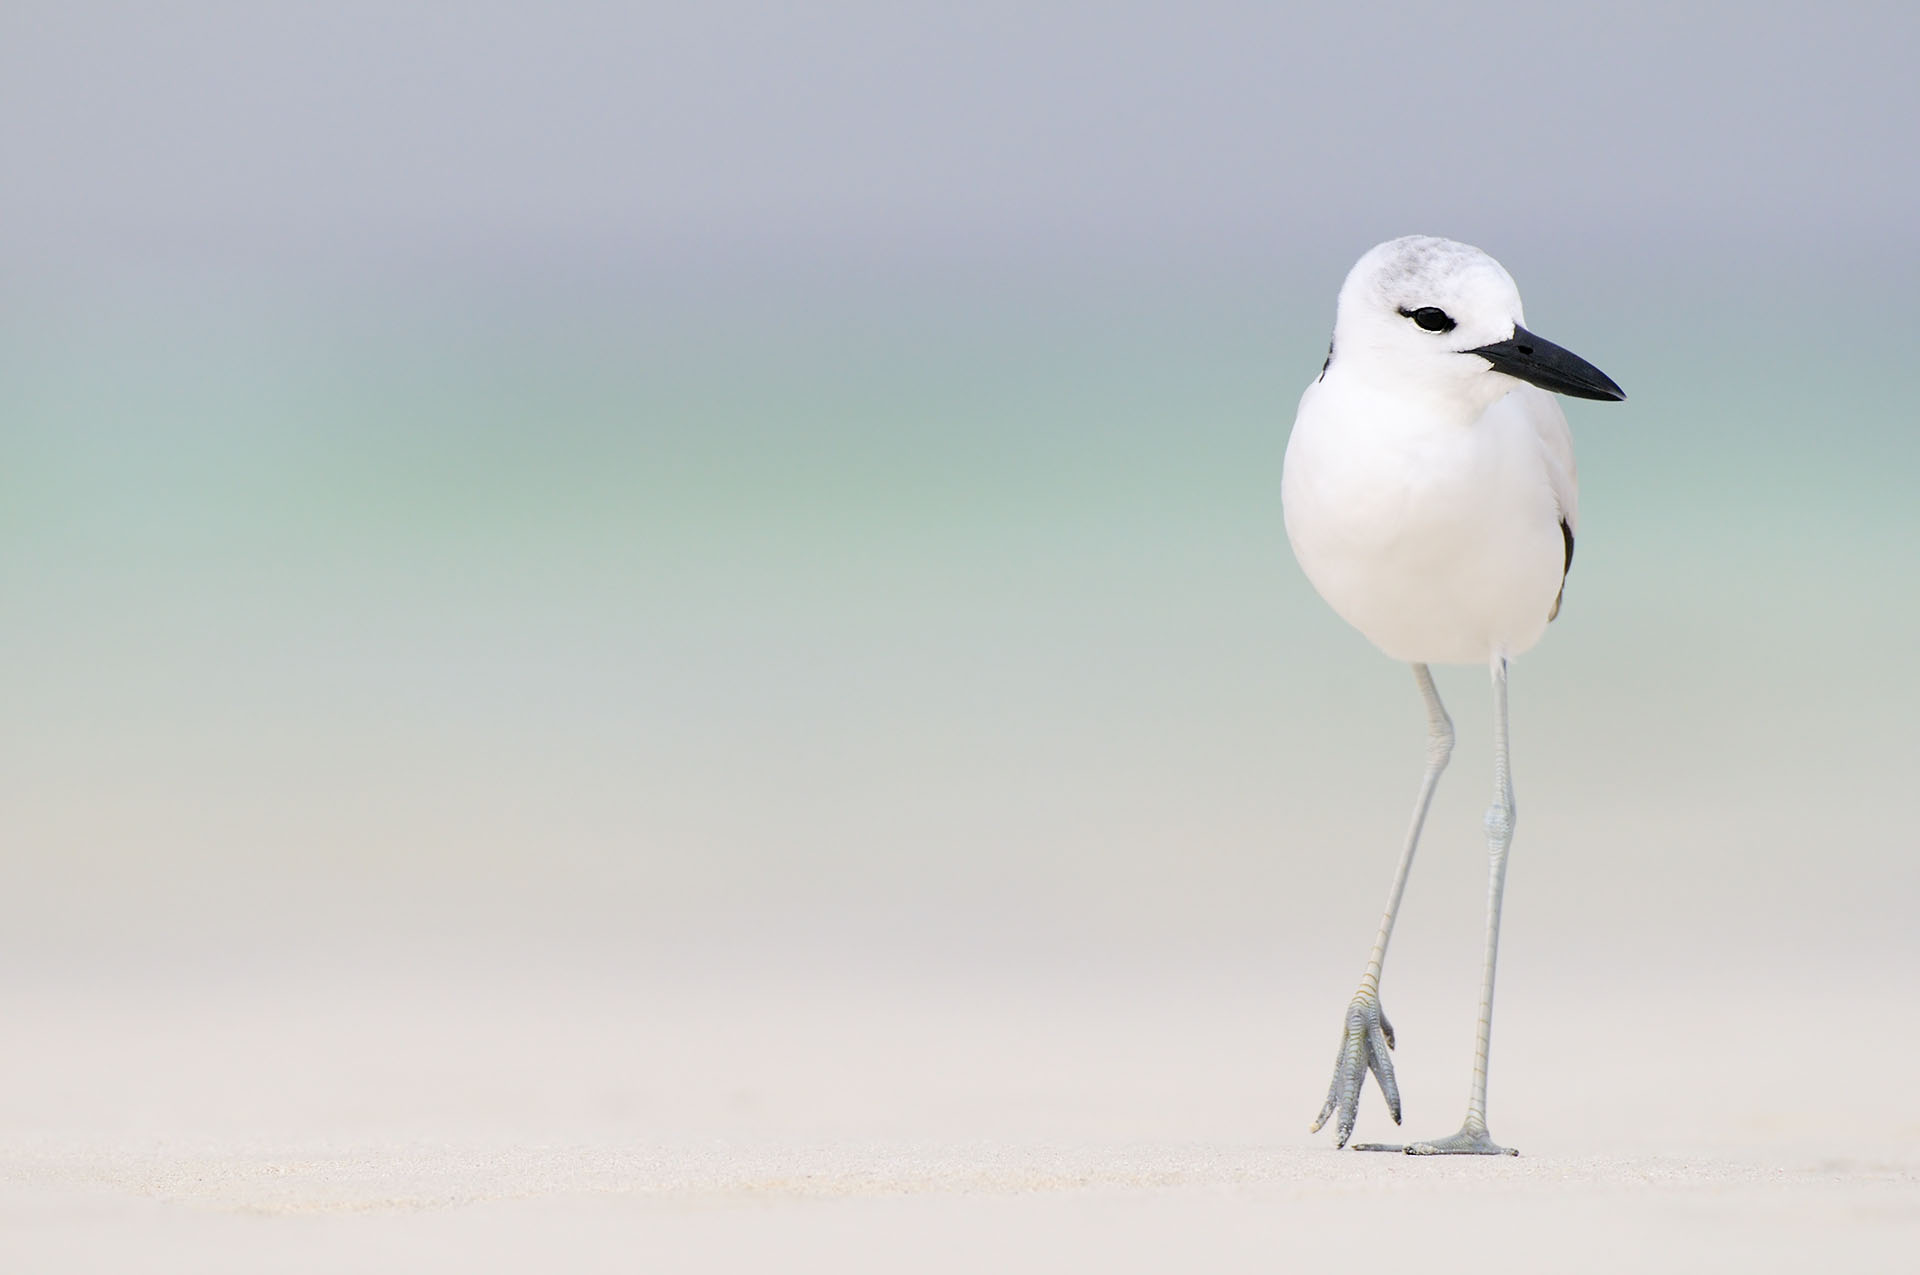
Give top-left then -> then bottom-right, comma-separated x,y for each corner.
5,963 -> 1914,1272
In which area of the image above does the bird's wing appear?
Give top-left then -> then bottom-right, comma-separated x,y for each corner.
1528,380 -> 1574,533
1474,387 -> 1582,622
1511,384 -> 1578,536
1499,385 -> 1580,619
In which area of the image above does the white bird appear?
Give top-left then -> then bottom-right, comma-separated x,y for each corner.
1282,236 -> 1624,1155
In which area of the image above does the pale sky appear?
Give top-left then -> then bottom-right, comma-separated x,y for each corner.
3,2 -> 1914,285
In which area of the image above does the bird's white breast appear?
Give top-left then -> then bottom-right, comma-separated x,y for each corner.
1282,378 -> 1569,666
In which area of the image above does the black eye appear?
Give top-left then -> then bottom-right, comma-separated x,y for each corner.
1398,306 -> 1456,333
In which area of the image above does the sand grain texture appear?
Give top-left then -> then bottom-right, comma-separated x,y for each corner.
3,970 -> 1915,1272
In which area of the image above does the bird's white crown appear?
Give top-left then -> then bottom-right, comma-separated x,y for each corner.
1327,235 -> 1529,419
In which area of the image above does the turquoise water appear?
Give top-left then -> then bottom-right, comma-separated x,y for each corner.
3,269 -> 1914,985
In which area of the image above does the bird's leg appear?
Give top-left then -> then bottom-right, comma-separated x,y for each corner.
1378,655 -> 1520,1156
1314,663 -> 1452,1148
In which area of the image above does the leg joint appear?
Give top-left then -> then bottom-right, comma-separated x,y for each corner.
1482,791 -> 1515,847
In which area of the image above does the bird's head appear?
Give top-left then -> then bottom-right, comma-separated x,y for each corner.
1327,235 -> 1624,416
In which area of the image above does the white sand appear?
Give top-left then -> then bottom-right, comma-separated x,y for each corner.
4,966 -> 1915,1273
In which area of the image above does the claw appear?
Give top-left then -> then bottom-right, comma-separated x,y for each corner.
1368,1017 -> 1401,1124
1310,993 -> 1399,1147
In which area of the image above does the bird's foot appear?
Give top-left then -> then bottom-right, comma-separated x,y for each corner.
1309,992 -> 1399,1148
1352,1120 -> 1517,1156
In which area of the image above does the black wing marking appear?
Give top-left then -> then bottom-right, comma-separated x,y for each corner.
1318,338 -> 1334,382
1549,518 -> 1574,621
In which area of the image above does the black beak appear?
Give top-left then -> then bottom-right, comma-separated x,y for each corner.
1467,325 -> 1625,402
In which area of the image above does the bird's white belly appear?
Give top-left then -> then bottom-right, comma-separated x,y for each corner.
1283,399 -> 1564,666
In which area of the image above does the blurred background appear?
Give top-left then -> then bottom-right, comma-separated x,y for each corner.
2,1 -> 1917,1171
